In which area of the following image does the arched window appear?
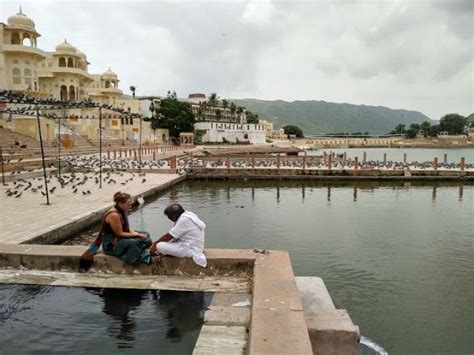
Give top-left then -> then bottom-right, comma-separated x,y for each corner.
59,57 -> 66,67
60,85 -> 68,100
22,34 -> 32,46
69,86 -> 75,100
12,68 -> 21,84
162,134 -> 167,142
105,81 -> 110,88
24,69 -> 32,87
67,58 -> 74,68
11,32 -> 20,44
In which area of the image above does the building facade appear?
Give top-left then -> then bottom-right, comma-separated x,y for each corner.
189,93 -> 266,144
0,8 -> 168,145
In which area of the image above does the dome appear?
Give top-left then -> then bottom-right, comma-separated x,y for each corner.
55,39 -> 76,53
7,7 -> 35,31
76,49 -> 87,59
102,68 -> 117,79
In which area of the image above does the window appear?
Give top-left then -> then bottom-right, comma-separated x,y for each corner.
12,68 -> 21,84
59,57 -> 66,67
11,32 -> 20,44
24,69 -> 32,86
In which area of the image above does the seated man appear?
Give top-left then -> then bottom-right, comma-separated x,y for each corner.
151,203 -> 207,267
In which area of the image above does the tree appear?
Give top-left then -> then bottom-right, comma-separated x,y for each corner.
152,91 -> 195,141
439,113 -> 466,134
283,125 -> 304,138
246,111 -> 259,124
129,86 -> 137,99
208,93 -> 219,107
222,99 -> 228,109
390,124 -> 406,135
420,121 -> 431,136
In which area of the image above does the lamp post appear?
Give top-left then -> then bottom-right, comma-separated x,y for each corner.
120,102 -> 125,146
149,101 -> 155,146
0,145 -> 5,186
35,103 -> 50,205
99,106 -> 102,188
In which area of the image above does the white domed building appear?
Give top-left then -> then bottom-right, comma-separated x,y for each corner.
0,7 -> 123,102
0,8 -> 167,145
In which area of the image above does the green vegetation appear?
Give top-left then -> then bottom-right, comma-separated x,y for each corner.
283,125 -> 304,138
231,99 -> 432,135
151,91 -> 195,141
389,113 -> 469,138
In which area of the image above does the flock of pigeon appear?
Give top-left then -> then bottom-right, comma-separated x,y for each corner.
3,170 -> 148,199
0,90 -> 142,120
179,158 -> 473,170
63,155 -> 170,170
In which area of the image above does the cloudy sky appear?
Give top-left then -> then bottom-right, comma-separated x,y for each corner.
2,0 -> 473,119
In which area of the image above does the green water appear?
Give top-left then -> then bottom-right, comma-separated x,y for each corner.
122,180 -> 473,354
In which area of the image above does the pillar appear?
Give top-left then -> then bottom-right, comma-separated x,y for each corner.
403,153 -> 407,163
226,156 -> 230,169
302,153 -> 307,170
277,155 -> 281,169
460,157 -> 465,171
354,156 -> 359,170
113,150 -> 116,159
152,150 -> 156,160
170,156 -> 177,169
134,150 -> 137,160
252,155 -> 255,169
444,153 -> 448,164
327,154 -> 332,171
343,152 -> 347,161
363,151 -> 366,163
433,157 -> 438,171
119,150 -> 122,158
107,150 -> 110,159
383,153 -> 387,164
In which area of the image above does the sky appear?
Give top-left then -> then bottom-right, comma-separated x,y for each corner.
1,0 -> 473,119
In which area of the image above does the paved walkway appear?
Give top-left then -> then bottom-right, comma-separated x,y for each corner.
0,172 -> 182,244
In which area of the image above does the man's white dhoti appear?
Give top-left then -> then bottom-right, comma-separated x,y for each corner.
156,241 -> 193,258
158,211 -> 207,267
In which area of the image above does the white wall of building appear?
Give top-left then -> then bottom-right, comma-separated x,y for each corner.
195,121 -> 266,144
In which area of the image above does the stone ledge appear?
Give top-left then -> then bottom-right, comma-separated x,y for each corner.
0,244 -> 255,277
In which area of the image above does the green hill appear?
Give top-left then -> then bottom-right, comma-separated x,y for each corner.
232,99 -> 433,135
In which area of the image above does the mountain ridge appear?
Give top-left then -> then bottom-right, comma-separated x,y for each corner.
232,98 -> 433,135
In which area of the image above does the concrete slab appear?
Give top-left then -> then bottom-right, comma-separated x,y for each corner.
204,306 -> 251,326
295,276 -> 336,311
0,172 -> 183,244
193,325 -> 247,355
0,269 -> 249,292
249,251 -> 313,354
211,292 -> 251,307
306,309 -> 359,355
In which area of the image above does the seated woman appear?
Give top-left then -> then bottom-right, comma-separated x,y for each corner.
79,192 -> 152,271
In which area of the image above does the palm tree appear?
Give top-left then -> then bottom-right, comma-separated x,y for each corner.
129,86 -> 137,99
208,93 -> 219,107
222,99 -> 228,109
230,102 -> 236,120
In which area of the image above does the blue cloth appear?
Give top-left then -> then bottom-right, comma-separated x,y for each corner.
102,231 -> 152,265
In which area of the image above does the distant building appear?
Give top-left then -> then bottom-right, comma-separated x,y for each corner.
189,93 -> 265,144
259,119 -> 274,138
0,8 -> 169,144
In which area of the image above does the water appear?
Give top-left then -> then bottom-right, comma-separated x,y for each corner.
69,179 -> 471,354
0,285 -> 211,354
304,147 -> 474,163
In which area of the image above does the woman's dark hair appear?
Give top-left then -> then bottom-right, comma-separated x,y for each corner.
164,203 -> 185,222
113,191 -> 131,204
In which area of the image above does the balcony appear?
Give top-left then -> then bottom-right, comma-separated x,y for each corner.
2,44 -> 46,58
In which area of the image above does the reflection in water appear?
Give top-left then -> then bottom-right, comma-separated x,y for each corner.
302,186 -> 305,202
459,185 -> 463,201
96,288 -> 148,348
158,291 -> 206,342
276,186 -> 280,203
432,186 -> 437,201
353,186 -> 358,202
327,186 -> 331,202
